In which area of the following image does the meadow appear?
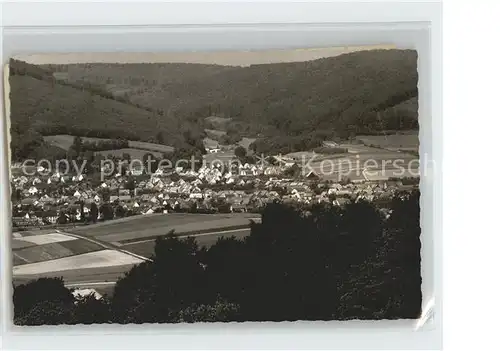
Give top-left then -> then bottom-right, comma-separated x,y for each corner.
238,137 -> 257,150
70,212 -> 261,245
355,132 -> 419,152
44,134 -> 174,157
285,144 -> 418,181
12,232 -> 104,266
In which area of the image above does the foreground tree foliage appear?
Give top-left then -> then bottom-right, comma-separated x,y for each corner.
13,191 -> 421,324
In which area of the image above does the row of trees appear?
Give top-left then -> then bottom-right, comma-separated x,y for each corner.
13,190 -> 421,324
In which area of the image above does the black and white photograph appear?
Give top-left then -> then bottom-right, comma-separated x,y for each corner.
7,45 -> 421,325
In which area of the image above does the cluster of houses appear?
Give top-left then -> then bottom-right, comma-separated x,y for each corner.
10,156 -> 417,229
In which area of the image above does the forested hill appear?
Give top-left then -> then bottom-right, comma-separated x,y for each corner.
9,49 -> 418,160
45,49 -> 418,137
8,59 -> 206,161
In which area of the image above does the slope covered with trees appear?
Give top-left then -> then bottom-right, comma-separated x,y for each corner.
9,49 -> 418,160
13,191 -> 421,324
8,60 -> 206,161
48,49 -> 418,137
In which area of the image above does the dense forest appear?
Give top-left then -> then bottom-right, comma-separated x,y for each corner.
13,191 -> 421,324
8,60 -> 207,161
9,49 -> 418,161
44,49 -> 418,135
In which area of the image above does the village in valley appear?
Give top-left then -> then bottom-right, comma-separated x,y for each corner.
9,49 -> 421,231
8,48 -> 424,326
10,135 -> 419,229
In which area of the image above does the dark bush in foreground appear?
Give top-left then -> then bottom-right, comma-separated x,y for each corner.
13,191 -> 421,324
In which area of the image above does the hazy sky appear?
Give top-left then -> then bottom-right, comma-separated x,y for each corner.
15,44 -> 396,66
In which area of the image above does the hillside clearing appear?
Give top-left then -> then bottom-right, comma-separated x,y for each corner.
238,137 -> 257,150
205,129 -> 227,137
355,132 -> 419,152
43,135 -> 174,154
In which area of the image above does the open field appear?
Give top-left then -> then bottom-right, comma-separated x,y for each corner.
284,147 -> 419,181
14,232 -> 77,245
363,168 -> 420,181
121,228 -> 252,258
70,213 -> 260,244
12,229 -> 144,288
337,144 -> 387,154
285,151 -> 318,160
128,141 -> 174,153
12,213 -> 259,291
13,249 -> 143,276
44,134 -> 174,153
355,132 -> 419,152
285,144 -> 419,180
44,134 -> 79,150
12,222 -> 256,293
13,241 -> 105,266
12,232 -> 105,266
308,152 -> 418,180
13,264 -> 140,296
238,137 -> 256,150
